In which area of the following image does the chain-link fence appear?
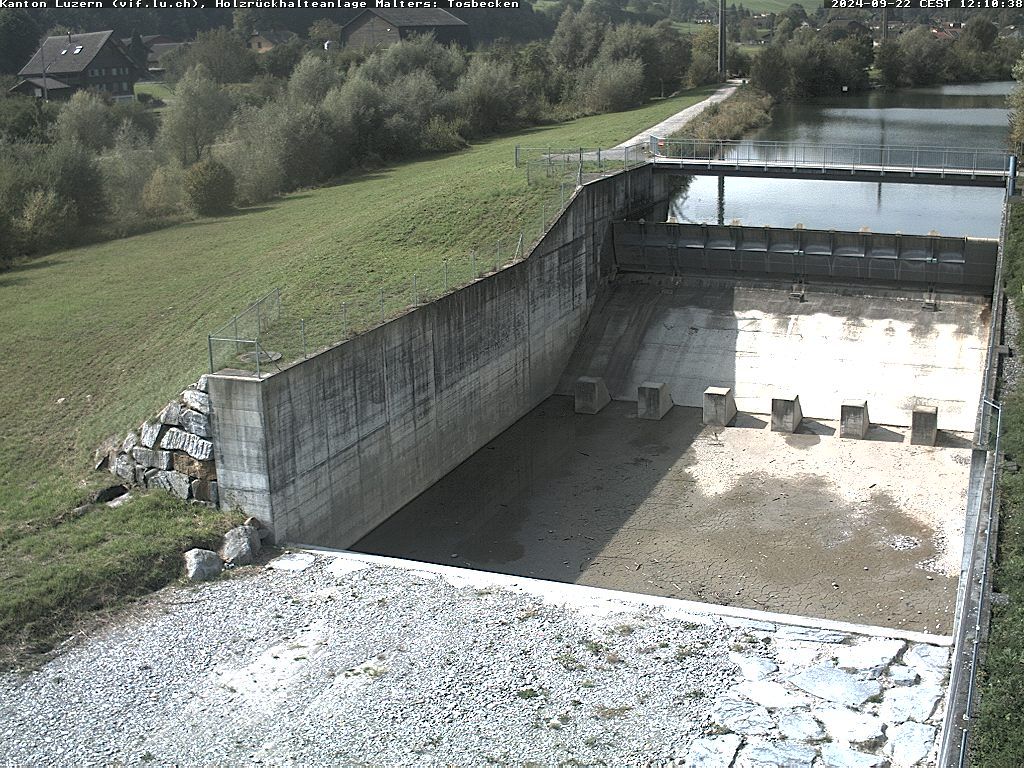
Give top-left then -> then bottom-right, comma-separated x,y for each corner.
206,142 -> 652,377
515,143 -> 649,187
207,203 -> 558,377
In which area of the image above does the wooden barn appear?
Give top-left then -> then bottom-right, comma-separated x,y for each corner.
341,8 -> 471,51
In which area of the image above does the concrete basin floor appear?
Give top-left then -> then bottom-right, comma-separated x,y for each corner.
351,396 -> 970,634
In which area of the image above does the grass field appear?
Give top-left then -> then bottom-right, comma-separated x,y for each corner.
133,81 -> 174,102
0,86 -> 718,662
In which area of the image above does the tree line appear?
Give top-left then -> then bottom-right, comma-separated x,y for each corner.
0,21 -> 698,267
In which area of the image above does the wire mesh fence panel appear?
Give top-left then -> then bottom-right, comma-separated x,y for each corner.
206,173 -> 580,375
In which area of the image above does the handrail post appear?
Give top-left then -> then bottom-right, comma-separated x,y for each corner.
208,335 -> 214,374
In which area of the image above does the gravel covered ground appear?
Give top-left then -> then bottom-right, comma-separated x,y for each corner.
0,551 -> 951,767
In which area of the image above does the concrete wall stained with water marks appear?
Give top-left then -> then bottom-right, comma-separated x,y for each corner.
208,166 -> 669,544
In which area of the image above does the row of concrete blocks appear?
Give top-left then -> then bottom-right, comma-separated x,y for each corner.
574,377 -> 941,447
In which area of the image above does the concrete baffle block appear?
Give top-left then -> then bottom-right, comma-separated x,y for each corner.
911,405 -> 938,446
703,386 -> 737,427
840,400 -> 870,440
771,395 -> 803,433
574,376 -> 611,415
638,382 -> 673,421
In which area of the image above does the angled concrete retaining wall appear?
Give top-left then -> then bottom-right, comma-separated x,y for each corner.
209,166 -> 668,545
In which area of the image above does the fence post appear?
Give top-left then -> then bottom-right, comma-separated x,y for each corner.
515,145 -> 520,168
208,335 -> 214,374
472,249 -> 477,277
412,274 -> 418,304
598,148 -> 602,169
232,315 -> 239,354
255,302 -> 261,337
516,232 -> 524,261
495,240 -> 500,272
444,260 -> 449,292
255,340 -> 261,379
380,288 -> 385,322
301,319 -> 307,359
342,302 -> 348,338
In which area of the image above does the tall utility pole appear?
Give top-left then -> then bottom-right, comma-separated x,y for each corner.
881,8 -> 889,40
718,0 -> 727,79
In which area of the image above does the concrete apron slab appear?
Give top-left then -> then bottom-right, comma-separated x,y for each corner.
304,547 -> 952,647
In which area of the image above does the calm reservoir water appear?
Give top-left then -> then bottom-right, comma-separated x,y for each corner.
669,82 -> 1012,238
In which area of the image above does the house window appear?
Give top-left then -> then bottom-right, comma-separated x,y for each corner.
60,49 -> 68,55
256,41 -> 262,49
121,81 -> 128,92
73,45 -> 83,54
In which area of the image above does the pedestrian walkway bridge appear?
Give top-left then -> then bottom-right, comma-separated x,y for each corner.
649,137 -> 1014,188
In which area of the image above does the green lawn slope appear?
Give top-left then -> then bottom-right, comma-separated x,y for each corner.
0,87 -> 716,660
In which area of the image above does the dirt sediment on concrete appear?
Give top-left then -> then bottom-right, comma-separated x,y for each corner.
354,398 -> 969,634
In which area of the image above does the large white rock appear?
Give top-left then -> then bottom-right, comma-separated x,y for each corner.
734,680 -> 810,709
132,447 -> 172,470
221,525 -> 262,566
886,721 -> 937,766
159,400 -> 182,425
777,710 -> 824,741
814,705 -> 885,748
819,744 -> 889,768
112,453 -> 135,483
834,639 -> 906,678
182,388 -> 212,415
148,470 -> 191,499
887,664 -> 920,687
268,552 -> 316,572
789,665 -> 882,708
776,627 -> 850,643
903,644 -> 951,682
709,697 -> 775,736
184,549 -> 222,582
140,420 -> 163,449
179,409 -> 212,438
160,428 -> 213,461
685,734 -> 743,768
879,684 -> 943,724
736,742 -> 816,768
121,432 -> 139,453
729,652 -> 778,681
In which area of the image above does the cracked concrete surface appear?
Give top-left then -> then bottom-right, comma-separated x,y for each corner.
353,398 -> 969,635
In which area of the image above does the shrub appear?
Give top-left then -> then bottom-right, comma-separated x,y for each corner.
15,189 -> 76,254
422,116 -> 468,153
142,163 -> 187,217
184,159 -> 236,216
453,58 -> 522,137
54,91 -> 115,152
577,57 -> 645,113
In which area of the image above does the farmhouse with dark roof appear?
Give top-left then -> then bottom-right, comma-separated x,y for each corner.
341,8 -> 470,50
11,30 -> 142,101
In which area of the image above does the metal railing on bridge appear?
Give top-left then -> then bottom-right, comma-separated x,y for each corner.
649,137 -> 1011,177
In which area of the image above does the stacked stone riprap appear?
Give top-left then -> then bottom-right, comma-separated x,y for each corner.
96,375 -> 219,505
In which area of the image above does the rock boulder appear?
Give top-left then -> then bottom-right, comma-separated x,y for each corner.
160,428 -> 213,461
221,525 -> 261,566
178,409 -> 211,438
184,549 -> 222,582
182,388 -> 211,415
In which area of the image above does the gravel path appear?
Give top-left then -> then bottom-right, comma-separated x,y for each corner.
0,551 -> 950,767
614,82 -> 739,149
